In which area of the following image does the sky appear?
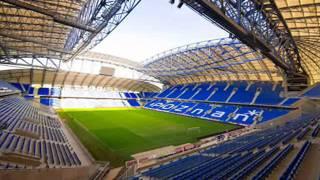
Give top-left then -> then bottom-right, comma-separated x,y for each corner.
93,1 -> 228,62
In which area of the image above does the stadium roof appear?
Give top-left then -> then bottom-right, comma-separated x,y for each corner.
0,68 -> 159,92
275,0 -> 320,85
0,0 -> 140,60
142,38 -> 283,85
78,52 -> 142,70
1,0 -> 320,87
142,0 -> 320,85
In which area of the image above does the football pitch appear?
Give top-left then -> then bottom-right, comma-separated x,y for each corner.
58,108 -> 238,167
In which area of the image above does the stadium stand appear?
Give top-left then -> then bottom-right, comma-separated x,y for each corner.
134,114 -> 318,179
122,92 -> 141,107
0,96 -> 82,169
145,99 -> 292,126
0,81 -> 20,97
144,81 -> 295,126
207,82 -> 234,102
301,83 -> 320,98
140,92 -> 157,99
9,84 -> 144,108
280,141 -> 311,180
155,81 -> 286,105
254,83 -> 284,105
191,83 -> 215,101
280,98 -> 301,106
228,81 -> 257,104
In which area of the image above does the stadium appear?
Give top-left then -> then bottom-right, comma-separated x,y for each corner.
0,0 -> 320,179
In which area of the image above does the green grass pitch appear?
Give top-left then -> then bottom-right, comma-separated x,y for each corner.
58,108 -> 238,167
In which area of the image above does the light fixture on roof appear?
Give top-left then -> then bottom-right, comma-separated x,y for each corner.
169,0 -> 184,8
177,1 -> 184,8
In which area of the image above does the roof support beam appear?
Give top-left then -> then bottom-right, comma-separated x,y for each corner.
41,68 -> 47,87
1,0 -> 96,33
181,0 -> 309,90
184,1 -> 306,75
184,0 -> 290,70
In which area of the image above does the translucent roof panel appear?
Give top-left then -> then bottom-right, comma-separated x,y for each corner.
275,0 -> 320,84
142,38 -> 283,85
0,0 -> 140,60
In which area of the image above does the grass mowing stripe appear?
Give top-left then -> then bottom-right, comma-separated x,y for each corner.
70,115 -> 115,152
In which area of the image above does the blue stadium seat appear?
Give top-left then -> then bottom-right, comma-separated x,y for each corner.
253,144 -> 293,180
184,103 -> 211,117
167,85 -> 186,98
229,82 -> 256,103
301,83 -> 320,97
207,82 -> 233,102
178,84 -> 199,99
260,109 -> 290,123
227,107 -> 262,125
136,116 -> 316,180
157,101 -> 181,112
281,98 -> 300,106
192,83 -> 215,100
204,105 -> 237,122
170,102 -> 196,114
157,86 -> 175,98
127,99 -> 140,107
144,81 -> 297,126
280,141 -> 311,180
255,83 -> 284,105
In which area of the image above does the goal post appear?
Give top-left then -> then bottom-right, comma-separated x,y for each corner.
186,127 -> 201,135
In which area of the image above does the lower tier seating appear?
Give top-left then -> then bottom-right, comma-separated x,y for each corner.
0,96 -> 81,169
134,115 -> 317,179
0,81 -> 20,96
145,100 -> 291,126
280,141 -> 311,180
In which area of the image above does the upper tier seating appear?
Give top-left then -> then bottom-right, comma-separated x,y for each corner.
157,81 -> 287,105
255,83 -> 284,105
166,85 -> 185,98
178,84 -> 198,99
228,81 -> 257,103
156,85 -> 179,98
0,96 -> 81,169
192,83 -> 215,100
135,115 -> 317,179
140,92 -> 158,99
208,82 -> 233,102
